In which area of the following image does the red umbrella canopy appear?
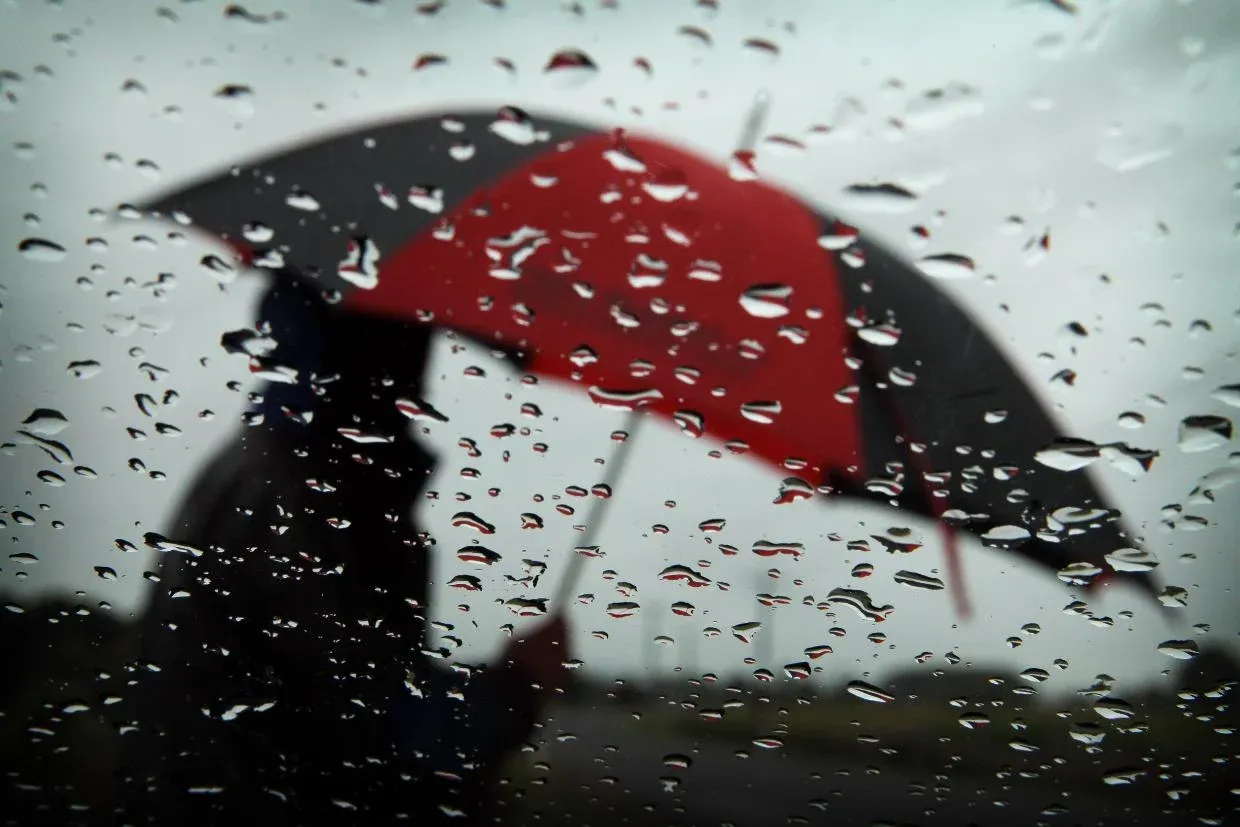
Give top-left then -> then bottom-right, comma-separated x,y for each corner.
137,109 -> 1161,609
346,130 -> 861,490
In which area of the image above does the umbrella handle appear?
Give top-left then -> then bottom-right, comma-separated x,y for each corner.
551,410 -> 644,608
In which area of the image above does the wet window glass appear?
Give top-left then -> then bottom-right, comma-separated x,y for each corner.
2,2 -> 1237,825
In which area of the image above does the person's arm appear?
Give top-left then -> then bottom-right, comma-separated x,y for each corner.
391,615 -> 569,778
391,664 -> 537,775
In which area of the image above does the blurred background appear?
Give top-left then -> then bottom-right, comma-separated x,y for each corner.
2,0 -> 1237,824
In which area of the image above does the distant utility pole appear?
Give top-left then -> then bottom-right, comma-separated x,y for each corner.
642,595 -> 658,688
754,570 -> 775,685
683,618 -> 699,677
753,571 -> 781,735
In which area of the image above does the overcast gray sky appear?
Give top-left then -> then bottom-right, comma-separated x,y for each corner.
2,0 -> 1237,697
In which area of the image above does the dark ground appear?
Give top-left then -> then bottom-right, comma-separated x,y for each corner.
3,599 -> 1236,826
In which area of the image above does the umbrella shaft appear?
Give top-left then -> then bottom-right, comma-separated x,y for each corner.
736,90 -> 771,153
552,410 -> 643,608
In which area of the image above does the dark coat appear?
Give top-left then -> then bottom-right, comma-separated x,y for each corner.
118,287 -> 539,825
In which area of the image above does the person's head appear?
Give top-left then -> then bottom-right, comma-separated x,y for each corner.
254,270 -> 433,433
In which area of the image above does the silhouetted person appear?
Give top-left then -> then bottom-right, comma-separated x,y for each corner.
120,272 -> 568,825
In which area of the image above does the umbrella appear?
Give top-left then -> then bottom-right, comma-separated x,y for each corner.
135,103 -> 1158,617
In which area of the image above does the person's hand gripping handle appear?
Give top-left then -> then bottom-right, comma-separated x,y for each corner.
500,612 -> 572,696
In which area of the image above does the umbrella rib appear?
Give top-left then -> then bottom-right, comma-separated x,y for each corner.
552,409 -> 645,608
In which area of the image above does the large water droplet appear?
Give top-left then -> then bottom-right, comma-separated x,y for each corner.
451,511 -> 495,534
67,360 -> 102,379
143,532 -> 204,556
742,36 -> 780,60
506,597 -> 548,616
18,237 -> 66,262
846,680 -> 894,703
751,540 -> 803,558
412,53 -> 448,72
740,400 -> 781,424
1069,721 -> 1105,745
1157,586 -> 1189,608
1035,438 -> 1101,471
774,477 -> 814,504
642,168 -> 689,203
916,253 -> 976,279
688,259 -> 723,282
628,253 -> 668,289
337,428 -> 393,444
1057,561 -> 1103,585
1093,697 -> 1135,720
1100,443 -> 1158,476
893,570 -> 944,590
284,188 -> 320,212
606,601 -> 640,619
224,3 -> 286,28
199,254 -> 238,283
1210,384 -> 1240,408
486,225 -> 549,280
457,546 -> 501,566
490,106 -> 541,145
739,284 -> 792,318
658,564 -> 712,588
677,25 -> 713,49
603,136 -> 647,173
214,83 -> 255,117
238,222 -> 273,244
727,150 -> 758,182
1101,767 -> 1145,787
135,158 -> 161,180
1156,639 -> 1199,660
1178,415 -> 1232,453
588,386 -> 663,410
818,220 -> 860,251
1020,667 -> 1051,684
857,323 -> 902,347
22,408 -> 68,436
395,397 -> 449,422
827,588 -> 894,622
865,478 -> 904,498
981,524 -> 1031,544
662,753 -> 692,769
672,410 -> 705,438
731,621 -> 762,643
449,574 -> 483,591
841,182 -> 919,214
1104,547 -> 1158,573
544,49 -> 598,85
407,184 -> 444,214
37,469 -> 65,486
447,140 -> 476,162
337,235 -> 381,289
887,364 -> 919,388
